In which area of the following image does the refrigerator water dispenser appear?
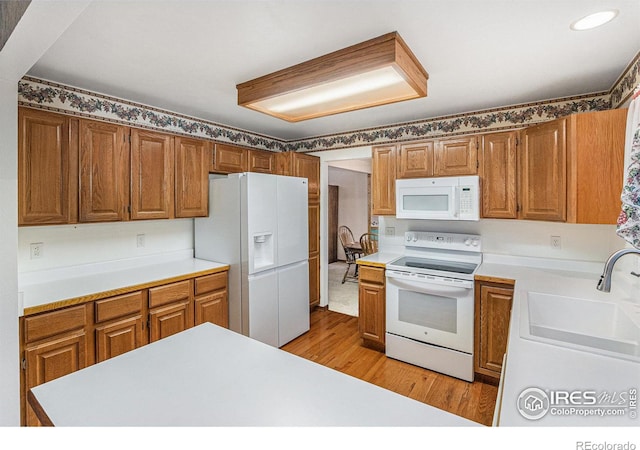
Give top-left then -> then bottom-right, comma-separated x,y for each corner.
252,232 -> 274,270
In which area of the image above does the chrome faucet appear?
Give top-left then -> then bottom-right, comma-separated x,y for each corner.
597,248 -> 640,292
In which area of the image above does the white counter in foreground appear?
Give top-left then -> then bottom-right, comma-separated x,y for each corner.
29,323 -> 477,426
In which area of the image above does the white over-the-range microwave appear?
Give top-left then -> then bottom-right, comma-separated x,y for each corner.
395,175 -> 480,221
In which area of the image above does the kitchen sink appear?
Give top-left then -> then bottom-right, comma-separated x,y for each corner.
520,292 -> 640,362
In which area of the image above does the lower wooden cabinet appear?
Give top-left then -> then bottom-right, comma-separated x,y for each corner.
357,265 -> 386,351
20,269 -> 228,426
474,279 -> 514,380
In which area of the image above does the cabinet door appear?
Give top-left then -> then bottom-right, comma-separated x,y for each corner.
475,282 -> 513,378
213,143 -> 247,173
130,129 -> 174,220
274,151 -> 292,176
293,153 -> 320,200
149,301 -> 193,342
308,202 -> 320,256
371,145 -> 396,216
480,132 -> 518,219
520,119 -> 566,221
397,141 -> 434,178
95,315 -> 145,362
18,108 -> 77,225
248,149 -> 275,174
358,280 -> 385,349
308,253 -> 320,308
175,136 -> 210,218
195,291 -> 228,328
79,119 -> 130,222
434,137 -> 478,176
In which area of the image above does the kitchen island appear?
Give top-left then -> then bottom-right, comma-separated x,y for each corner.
28,322 -> 477,426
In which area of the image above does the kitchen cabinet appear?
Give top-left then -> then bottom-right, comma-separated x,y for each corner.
371,145 -> 396,215
212,143 -> 248,174
175,136 -> 210,218
396,141 -> 434,178
130,129 -> 174,220
474,279 -> 514,380
148,280 -> 194,342
79,119 -> 130,222
480,131 -> 518,219
18,108 -> 78,225
358,265 -> 386,351
519,118 -> 567,222
434,136 -> 478,176
566,108 -> 627,224
94,291 -> 146,363
21,304 -> 90,426
248,148 -> 275,174
20,268 -> 229,425
194,272 -> 228,327
308,202 -> 321,307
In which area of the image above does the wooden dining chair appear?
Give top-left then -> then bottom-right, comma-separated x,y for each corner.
359,233 -> 378,256
338,225 -> 363,283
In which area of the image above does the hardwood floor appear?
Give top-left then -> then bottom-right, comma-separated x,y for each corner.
282,308 -> 497,426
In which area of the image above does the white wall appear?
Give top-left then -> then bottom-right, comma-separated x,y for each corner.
18,219 -> 194,272
328,167 -> 369,260
378,217 -> 625,262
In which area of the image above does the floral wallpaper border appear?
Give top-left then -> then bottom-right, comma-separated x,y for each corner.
18,50 -> 639,153
18,77 -> 285,152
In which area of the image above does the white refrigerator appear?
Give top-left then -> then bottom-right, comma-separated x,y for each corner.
195,172 -> 310,347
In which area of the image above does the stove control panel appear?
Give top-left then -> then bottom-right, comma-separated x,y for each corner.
404,231 -> 482,252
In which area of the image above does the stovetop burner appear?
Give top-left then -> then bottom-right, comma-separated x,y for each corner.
390,256 -> 477,275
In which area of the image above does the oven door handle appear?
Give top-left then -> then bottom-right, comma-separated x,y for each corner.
388,278 -> 472,295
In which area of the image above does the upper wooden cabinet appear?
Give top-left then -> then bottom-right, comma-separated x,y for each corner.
79,119 -> 131,222
566,109 -> 627,224
435,136 -> 478,176
248,149 -> 275,174
396,141 -> 434,178
371,145 -> 396,215
18,108 -> 78,225
175,136 -> 210,218
275,151 -> 320,200
130,129 -> 174,220
519,119 -> 567,222
212,143 -> 248,174
480,131 -> 518,219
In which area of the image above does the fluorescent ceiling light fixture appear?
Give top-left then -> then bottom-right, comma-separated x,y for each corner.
236,32 -> 428,122
570,10 -> 618,31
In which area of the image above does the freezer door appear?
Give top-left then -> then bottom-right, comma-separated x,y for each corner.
247,269 -> 279,347
245,173 -> 278,275
277,176 -> 309,266
277,260 -> 310,347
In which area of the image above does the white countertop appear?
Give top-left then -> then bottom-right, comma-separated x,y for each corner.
18,250 -> 228,315
356,252 -> 402,266
29,322 -> 477,426
480,255 -> 640,427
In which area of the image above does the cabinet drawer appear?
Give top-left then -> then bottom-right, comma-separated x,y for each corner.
148,280 -> 192,308
195,272 -> 227,296
359,266 -> 385,285
24,305 -> 87,344
95,291 -> 144,323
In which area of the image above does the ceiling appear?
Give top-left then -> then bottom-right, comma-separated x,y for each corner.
26,0 -> 640,142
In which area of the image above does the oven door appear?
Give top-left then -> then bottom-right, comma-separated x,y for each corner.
386,270 -> 474,354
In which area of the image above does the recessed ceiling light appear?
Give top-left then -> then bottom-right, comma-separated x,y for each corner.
570,10 -> 618,31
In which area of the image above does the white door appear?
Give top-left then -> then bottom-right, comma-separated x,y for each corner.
277,176 -> 308,266
277,260 -> 309,347
246,173 -> 278,275
247,269 -> 279,347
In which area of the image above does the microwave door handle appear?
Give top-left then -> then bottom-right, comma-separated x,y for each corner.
389,278 -> 472,296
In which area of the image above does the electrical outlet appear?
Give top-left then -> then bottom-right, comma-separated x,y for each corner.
136,234 -> 145,248
385,227 -> 395,236
550,235 -> 561,250
30,242 -> 43,259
